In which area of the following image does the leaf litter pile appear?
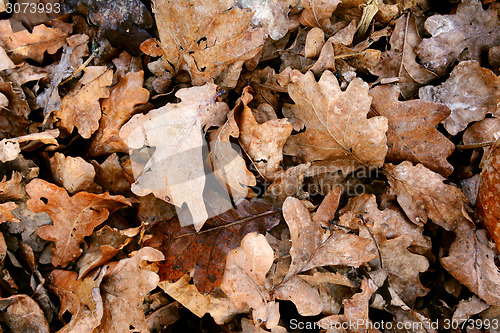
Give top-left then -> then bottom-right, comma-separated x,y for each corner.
0,0 -> 499,331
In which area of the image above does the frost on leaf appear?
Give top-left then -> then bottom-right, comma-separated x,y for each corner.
26,179 -> 131,267
416,0 -> 500,76
283,70 -> 388,168
419,61 -> 500,136
153,0 -> 266,85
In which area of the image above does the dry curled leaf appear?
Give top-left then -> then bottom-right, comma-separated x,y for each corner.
55,66 -> 113,139
90,71 -> 150,156
283,70 -> 388,168
419,61 -> 500,136
299,0 -> 341,34
26,179 -> 131,267
145,199 -> 280,293
370,14 -> 437,99
416,0 -> 500,76
49,152 -> 100,194
153,0 -> 266,85
236,88 -> 292,181
370,85 -> 454,176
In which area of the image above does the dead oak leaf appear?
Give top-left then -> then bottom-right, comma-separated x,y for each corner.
442,227 -> 500,306
120,83 -> 228,231
144,199 -> 280,294
477,140 -> 500,251
0,202 -> 19,223
0,294 -> 50,333
318,279 -> 378,333
369,14 -> 437,99
90,71 -> 149,156
96,247 -> 164,333
153,0 -> 266,85
0,20 -> 69,63
49,152 -> 100,195
221,232 -> 280,329
26,179 -> 132,267
55,66 -> 113,139
282,196 -> 377,280
419,61 -> 500,136
283,70 -> 388,168
299,0 -> 341,34
48,268 -> 106,333
384,162 -> 469,231
416,0 -> 500,76
370,84 -> 454,176
236,87 -> 292,181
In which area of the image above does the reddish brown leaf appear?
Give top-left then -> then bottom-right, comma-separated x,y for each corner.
370,85 -> 454,176
26,179 -> 132,267
144,199 -> 280,293
477,139 -> 500,250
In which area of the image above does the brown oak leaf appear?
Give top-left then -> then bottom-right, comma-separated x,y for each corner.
416,0 -> 500,76
441,227 -> 500,306
0,294 -> 50,332
26,179 -> 131,267
384,162 -> 469,231
369,14 -> 437,99
48,268 -> 106,333
55,66 -> 113,139
153,0 -> 266,85
283,70 -> 388,168
299,0 -> 341,34
370,84 -> 454,176
90,71 -> 149,156
0,20 -> 69,63
419,61 -> 500,135
96,247 -> 164,333
144,199 -> 280,293
49,152 -> 100,194
236,87 -> 292,181
477,140 -> 500,250
221,232 -> 280,329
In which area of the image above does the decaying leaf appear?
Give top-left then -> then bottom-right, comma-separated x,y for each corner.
370,14 -> 437,98
55,66 -> 113,139
384,162 -> 469,230
90,71 -> 150,156
370,85 -> 454,176
26,179 -> 131,267
48,268 -> 106,333
153,0 -> 266,85
419,61 -> 500,135
236,0 -> 290,40
145,199 -> 280,293
0,129 -> 59,163
283,70 -> 388,167
416,0 -> 500,76
477,140 -> 500,250
299,0 -> 341,34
